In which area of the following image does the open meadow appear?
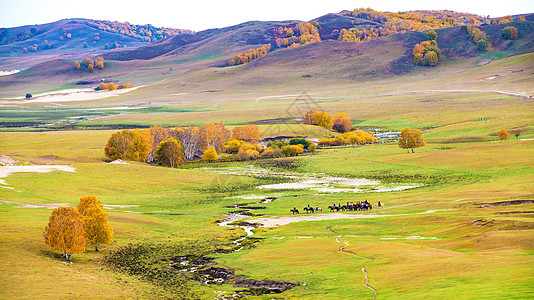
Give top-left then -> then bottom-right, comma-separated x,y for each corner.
1,12 -> 533,299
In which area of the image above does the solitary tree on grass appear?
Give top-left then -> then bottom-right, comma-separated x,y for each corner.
398,127 -> 426,153
498,129 -> 510,141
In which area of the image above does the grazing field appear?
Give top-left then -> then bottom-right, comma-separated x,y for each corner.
1,28 -> 533,299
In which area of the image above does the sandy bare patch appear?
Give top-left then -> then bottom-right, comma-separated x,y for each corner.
1,86 -> 144,103
0,200 -> 69,209
0,155 -> 19,166
0,165 -> 75,187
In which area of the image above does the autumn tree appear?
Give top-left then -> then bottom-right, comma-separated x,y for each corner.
105,129 -> 153,162
82,58 -> 94,67
200,123 -> 231,153
202,146 -> 218,161
311,111 -> 333,129
236,142 -> 262,160
222,139 -> 247,153
232,125 -> 260,144
502,26 -> 518,40
44,206 -> 86,261
281,144 -> 304,157
148,125 -> 170,162
74,61 -> 80,69
413,40 -> 441,66
398,127 -> 426,153
303,111 -> 315,125
518,16 -> 526,21
332,113 -> 352,133
95,57 -> 104,69
88,64 -> 94,72
156,137 -> 184,168
498,129 -> 510,141
426,30 -> 437,40
77,195 -> 113,251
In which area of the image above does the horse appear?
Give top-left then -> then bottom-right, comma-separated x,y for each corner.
315,207 -> 322,212
328,205 -> 340,212
303,206 -> 315,213
291,208 -> 299,214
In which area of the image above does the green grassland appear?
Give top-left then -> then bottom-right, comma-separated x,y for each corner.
1,35 -> 533,299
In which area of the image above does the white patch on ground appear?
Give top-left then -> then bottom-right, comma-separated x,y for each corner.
103,204 -> 140,208
0,70 -> 20,77
1,86 -> 144,103
249,209 -> 455,227
228,194 -> 284,200
0,165 -> 75,188
110,159 -> 129,164
206,166 -> 421,194
0,200 -> 69,209
380,236 -> 438,240
452,198 -> 476,202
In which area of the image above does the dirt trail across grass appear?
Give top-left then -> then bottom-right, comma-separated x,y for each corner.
0,200 -> 69,208
328,226 -> 378,299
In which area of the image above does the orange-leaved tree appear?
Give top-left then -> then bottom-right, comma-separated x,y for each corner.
44,206 -> 86,261
332,113 -> 352,133
498,129 -> 510,141
398,127 -> 426,153
77,195 -> 113,251
202,146 -> 218,161
156,137 -> 184,168
232,125 -> 260,144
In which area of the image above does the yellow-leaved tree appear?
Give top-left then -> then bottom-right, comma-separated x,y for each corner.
77,195 -> 113,251
498,129 -> 510,141
156,137 -> 184,168
200,123 -> 231,153
44,206 -> 86,261
311,111 -> 333,129
398,127 -> 426,153
105,129 -> 153,162
202,146 -> 218,161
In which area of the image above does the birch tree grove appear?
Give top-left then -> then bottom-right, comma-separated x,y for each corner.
200,123 -> 231,153
44,207 -> 86,261
172,126 -> 201,160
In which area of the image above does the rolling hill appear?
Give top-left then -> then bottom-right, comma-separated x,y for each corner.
0,10 -> 533,100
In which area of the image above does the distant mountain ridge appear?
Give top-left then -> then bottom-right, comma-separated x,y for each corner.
0,18 -> 192,58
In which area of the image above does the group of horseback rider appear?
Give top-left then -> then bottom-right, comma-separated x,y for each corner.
291,201 -> 384,214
